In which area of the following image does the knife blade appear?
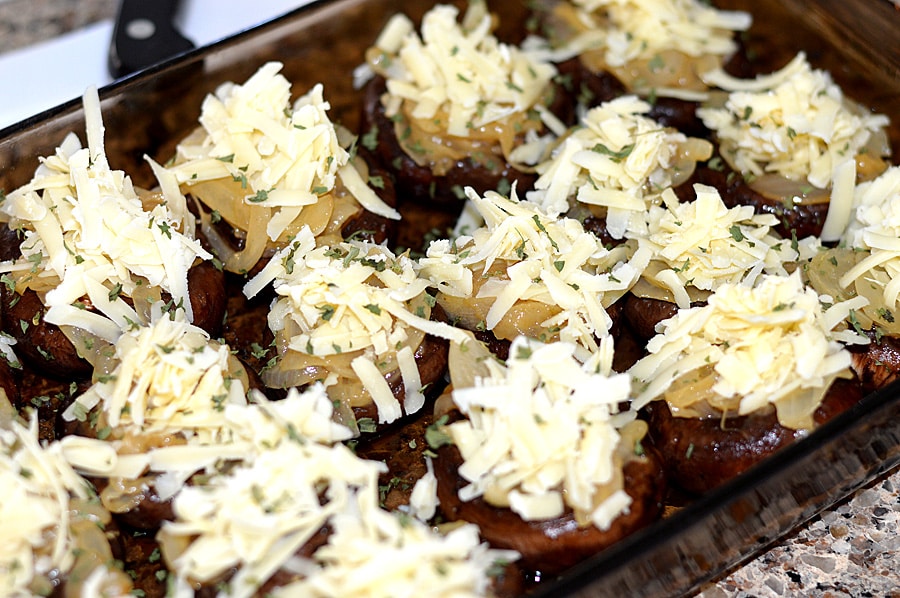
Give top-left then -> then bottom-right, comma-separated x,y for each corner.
108,0 -> 195,78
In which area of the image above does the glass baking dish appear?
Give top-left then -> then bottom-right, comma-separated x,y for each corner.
0,0 -> 898,596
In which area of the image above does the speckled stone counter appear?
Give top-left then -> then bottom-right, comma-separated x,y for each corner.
698,471 -> 900,597
2,1 -> 900,596
0,0 -> 116,54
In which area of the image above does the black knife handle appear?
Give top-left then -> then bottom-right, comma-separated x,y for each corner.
108,0 -> 195,78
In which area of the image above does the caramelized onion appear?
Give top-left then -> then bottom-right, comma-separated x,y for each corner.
189,175 -> 367,273
629,261 -> 711,304
808,247 -> 900,336
661,364 -> 840,431
433,390 -> 458,420
436,262 -> 565,341
437,293 -> 562,340
130,277 -> 163,323
188,178 -> 257,231
857,152 -> 890,182
58,325 -> 112,369
854,103 -> 891,182
321,194 -> 365,246
622,51 -> 720,93
280,194 -> 335,241
100,475 -> 155,514
447,331 -> 495,391
581,48 -> 722,93
663,365 -> 738,417
671,138 -> 714,186
807,247 -> 865,303
193,191 -> 272,274
63,498 -> 133,598
393,98 -> 545,176
748,174 -> 831,205
12,274 -> 58,295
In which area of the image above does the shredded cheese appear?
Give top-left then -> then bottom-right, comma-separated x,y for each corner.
60,306 -> 249,487
245,226 -> 468,424
629,271 -> 863,430
0,333 -> 20,370
269,508 -> 518,598
527,95 -> 712,237
834,166 -> 900,326
1,413 -> 129,597
570,0 -> 751,68
543,0 -> 750,94
158,387 -> 380,598
698,53 -> 890,191
635,185 -> 813,308
158,383 -> 512,597
169,62 -> 398,245
174,63 -> 343,201
406,457 -> 439,521
162,388 -> 516,598
63,308 -> 245,432
699,53 -> 892,242
419,187 -> 650,359
369,4 -> 557,138
446,335 -> 639,529
0,87 -> 209,330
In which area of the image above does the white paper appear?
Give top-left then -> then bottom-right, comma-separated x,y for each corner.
0,0 -> 311,130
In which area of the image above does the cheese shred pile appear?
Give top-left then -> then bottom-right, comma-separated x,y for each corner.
269,507 -> 517,598
161,419 -> 383,596
174,62 -> 398,221
630,272 -> 867,429
634,185 -> 812,308
168,62 -> 399,272
832,166 -> 900,332
570,0 -> 752,68
58,309 -> 251,494
698,52 -> 890,240
157,386 -> 516,598
63,310 -> 246,430
420,187 -> 650,359
1,415 -> 89,595
246,226 -> 469,425
367,4 -> 557,138
447,335 -> 639,529
528,95 -> 712,238
0,88 -> 209,338
1,413 -> 131,597
700,52 -> 889,185
545,0 -> 751,95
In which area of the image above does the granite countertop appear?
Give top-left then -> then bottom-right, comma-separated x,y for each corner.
0,0 -> 116,54
1,0 -> 899,596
